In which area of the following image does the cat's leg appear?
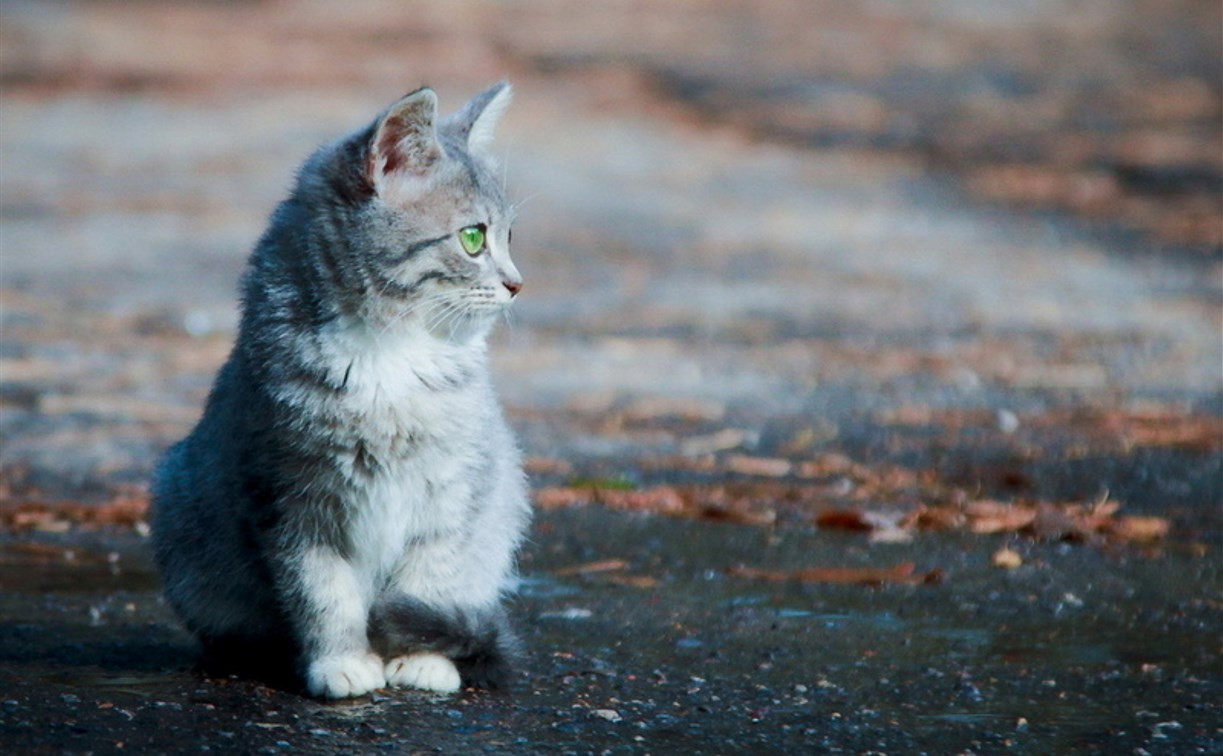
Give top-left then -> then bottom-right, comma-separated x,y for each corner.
373,461 -> 528,692
370,593 -> 517,692
372,527 -> 521,691
282,546 -> 385,698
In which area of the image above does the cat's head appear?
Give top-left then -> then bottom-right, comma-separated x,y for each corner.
321,82 -> 521,340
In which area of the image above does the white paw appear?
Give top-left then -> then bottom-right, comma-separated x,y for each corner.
384,652 -> 462,693
306,651 -> 386,699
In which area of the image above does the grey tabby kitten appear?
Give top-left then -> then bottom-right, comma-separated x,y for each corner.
151,83 -> 530,698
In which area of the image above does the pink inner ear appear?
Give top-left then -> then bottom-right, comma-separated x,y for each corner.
378,115 -> 412,175
372,114 -> 441,181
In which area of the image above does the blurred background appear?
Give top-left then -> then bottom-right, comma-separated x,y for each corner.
1,0 -> 1218,499
1,2 -> 1221,750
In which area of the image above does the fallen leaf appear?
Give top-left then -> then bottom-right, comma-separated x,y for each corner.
967,502 -> 1038,534
533,487 -> 592,511
723,455 -> 792,478
815,509 -> 874,531
728,562 -> 941,586
555,559 -> 630,576
902,505 -> 964,531
598,574 -> 659,588
524,457 -> 574,476
599,487 -> 687,515
1108,515 -> 1171,542
680,429 -> 753,456
697,506 -> 777,526
623,396 -> 725,423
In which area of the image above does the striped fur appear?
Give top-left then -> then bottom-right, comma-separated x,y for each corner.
151,83 -> 530,698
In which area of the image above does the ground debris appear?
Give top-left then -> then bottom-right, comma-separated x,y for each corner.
555,559 -> 631,576
992,547 -> 1024,569
534,456 -> 1173,550
0,489 -> 150,533
906,495 -> 1171,546
535,483 -> 774,525
728,562 -> 943,586
553,558 -> 659,588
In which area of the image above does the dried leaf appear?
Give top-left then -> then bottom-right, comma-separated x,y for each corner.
1,491 -> 149,532
599,574 -> 659,588
681,429 -> 753,456
902,505 -> 963,531
534,487 -> 592,511
816,509 -> 872,531
968,503 -> 1037,534
698,506 -> 777,526
729,562 -> 940,586
555,559 -> 630,576
623,396 -> 725,423
723,455 -> 792,477
1109,515 -> 1171,542
599,487 -> 687,515
795,453 -> 857,478
524,457 -> 574,476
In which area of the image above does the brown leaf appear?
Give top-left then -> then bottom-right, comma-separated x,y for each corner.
524,457 -> 574,476
697,506 -> 777,526
728,562 -> 940,586
902,505 -> 963,531
815,509 -> 874,531
680,429 -> 753,456
533,487 -> 592,511
723,455 -> 792,478
795,453 -> 857,478
1,491 -> 149,532
598,487 -> 687,515
555,559 -> 630,576
1108,515 -> 1171,542
623,396 -> 725,423
598,574 -> 660,589
967,503 -> 1038,534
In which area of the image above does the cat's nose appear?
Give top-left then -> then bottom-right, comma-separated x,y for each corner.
502,278 -> 523,297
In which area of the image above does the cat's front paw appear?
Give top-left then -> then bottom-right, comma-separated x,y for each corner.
306,651 -> 386,699
385,652 -> 462,693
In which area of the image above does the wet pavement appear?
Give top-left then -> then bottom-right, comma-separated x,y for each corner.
2,0 -> 1221,753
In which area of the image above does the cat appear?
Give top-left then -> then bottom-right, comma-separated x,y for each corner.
150,82 -> 531,698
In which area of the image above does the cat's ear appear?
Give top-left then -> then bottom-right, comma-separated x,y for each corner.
446,81 -> 513,154
368,88 -> 443,191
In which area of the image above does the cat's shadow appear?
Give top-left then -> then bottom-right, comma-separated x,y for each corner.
0,620 -> 303,694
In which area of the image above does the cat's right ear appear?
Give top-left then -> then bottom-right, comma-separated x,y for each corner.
368,88 -> 442,198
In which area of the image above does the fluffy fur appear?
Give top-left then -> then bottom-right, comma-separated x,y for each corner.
151,83 -> 530,698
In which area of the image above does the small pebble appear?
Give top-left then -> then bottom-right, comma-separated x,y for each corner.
997,409 -> 1020,433
591,709 -> 622,723
992,547 -> 1023,569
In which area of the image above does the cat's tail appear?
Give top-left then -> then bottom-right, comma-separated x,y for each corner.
368,595 -> 521,690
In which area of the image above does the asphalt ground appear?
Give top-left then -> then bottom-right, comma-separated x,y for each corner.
1,1 -> 1220,752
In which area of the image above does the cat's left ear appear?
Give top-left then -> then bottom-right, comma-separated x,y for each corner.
446,81 -> 513,154
368,88 -> 443,194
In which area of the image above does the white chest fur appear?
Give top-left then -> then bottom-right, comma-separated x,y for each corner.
315,321 -> 495,587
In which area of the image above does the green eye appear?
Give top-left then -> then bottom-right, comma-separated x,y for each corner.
458,225 -> 486,256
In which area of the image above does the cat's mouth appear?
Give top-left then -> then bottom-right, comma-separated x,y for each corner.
409,286 -> 513,340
